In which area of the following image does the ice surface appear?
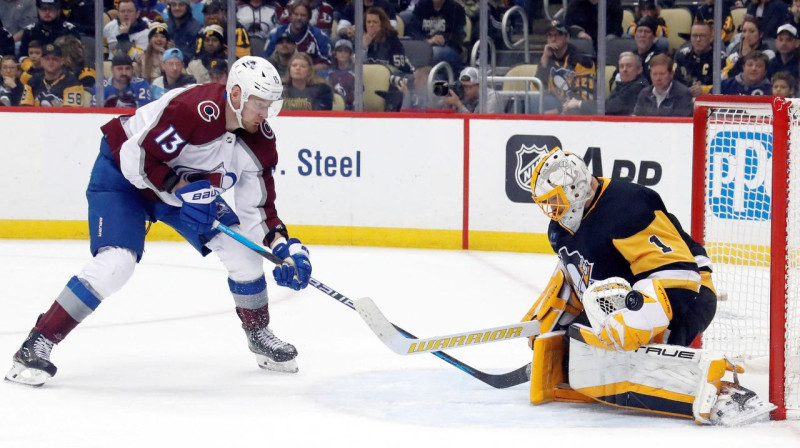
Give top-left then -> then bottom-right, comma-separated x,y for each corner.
1,241 -> 798,447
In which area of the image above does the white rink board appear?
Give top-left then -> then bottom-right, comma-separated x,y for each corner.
267,116 -> 464,229
469,119 -> 694,233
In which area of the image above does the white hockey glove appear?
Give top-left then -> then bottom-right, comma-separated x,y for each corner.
573,277 -> 672,351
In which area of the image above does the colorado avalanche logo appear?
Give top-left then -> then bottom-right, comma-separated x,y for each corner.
260,122 -> 275,139
197,100 -> 221,123
515,143 -> 549,192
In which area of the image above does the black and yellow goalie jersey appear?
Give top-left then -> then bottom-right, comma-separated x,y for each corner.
548,178 -> 715,345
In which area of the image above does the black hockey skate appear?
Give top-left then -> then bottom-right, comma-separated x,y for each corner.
5,329 -> 57,387
244,326 -> 298,373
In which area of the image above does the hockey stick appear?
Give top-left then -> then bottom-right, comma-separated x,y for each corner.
354,297 -> 540,355
212,221 -> 532,389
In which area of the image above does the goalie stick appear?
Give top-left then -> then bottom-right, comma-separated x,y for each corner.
212,221 -> 532,389
354,297 -> 541,355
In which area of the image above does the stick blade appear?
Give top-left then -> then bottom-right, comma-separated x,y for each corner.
353,297 -> 409,354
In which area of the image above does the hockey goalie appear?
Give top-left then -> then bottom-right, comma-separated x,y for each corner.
522,147 -> 775,425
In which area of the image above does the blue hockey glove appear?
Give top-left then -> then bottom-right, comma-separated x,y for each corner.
176,180 -> 219,233
272,238 -> 312,290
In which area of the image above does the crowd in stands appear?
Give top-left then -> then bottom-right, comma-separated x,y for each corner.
0,0 -> 799,115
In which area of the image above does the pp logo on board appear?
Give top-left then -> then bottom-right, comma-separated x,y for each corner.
505,135 -> 561,203
707,130 -> 772,221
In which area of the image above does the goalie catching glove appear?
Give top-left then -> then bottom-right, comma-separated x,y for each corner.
272,238 -> 312,290
573,277 -> 672,351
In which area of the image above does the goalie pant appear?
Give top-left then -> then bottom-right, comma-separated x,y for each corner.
530,330 -> 738,424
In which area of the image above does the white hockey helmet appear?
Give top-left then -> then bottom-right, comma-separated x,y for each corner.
226,56 -> 283,128
530,147 -> 595,233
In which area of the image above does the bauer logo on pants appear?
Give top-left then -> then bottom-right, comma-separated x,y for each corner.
707,130 -> 772,221
505,135 -> 562,203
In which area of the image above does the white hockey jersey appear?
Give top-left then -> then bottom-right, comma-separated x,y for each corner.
100,82 -> 286,245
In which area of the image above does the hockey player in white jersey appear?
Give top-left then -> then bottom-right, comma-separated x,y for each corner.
522,147 -> 775,425
5,56 -> 311,386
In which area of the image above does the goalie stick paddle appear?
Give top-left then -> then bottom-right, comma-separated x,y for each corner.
212,221 -> 532,389
354,297 -> 540,355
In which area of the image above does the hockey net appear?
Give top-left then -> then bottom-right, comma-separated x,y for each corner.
692,96 -> 800,420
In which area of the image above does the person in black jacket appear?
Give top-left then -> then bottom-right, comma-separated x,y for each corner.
407,0 -> 465,72
746,0 -> 791,39
562,51 -> 648,115
19,0 -> 80,57
564,0 -> 623,44
633,53 -> 693,116
0,55 -> 25,105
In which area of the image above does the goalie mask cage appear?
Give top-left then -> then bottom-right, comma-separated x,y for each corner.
692,95 -> 800,420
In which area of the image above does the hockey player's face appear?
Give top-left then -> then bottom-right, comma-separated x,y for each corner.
241,96 -> 274,132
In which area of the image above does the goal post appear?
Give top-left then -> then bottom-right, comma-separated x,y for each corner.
692,95 -> 799,420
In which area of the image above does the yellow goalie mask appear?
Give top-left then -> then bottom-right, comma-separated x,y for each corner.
530,148 -> 595,233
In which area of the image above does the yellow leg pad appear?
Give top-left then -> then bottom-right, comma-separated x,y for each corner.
530,331 -> 566,404
573,382 -> 696,419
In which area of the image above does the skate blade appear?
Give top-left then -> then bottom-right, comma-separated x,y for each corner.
4,362 -> 52,387
255,355 -> 298,374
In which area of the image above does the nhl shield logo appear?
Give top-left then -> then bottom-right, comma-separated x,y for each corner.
505,135 -> 563,203
515,143 -> 549,193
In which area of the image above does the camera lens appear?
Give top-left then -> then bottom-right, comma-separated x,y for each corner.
432,81 -> 449,97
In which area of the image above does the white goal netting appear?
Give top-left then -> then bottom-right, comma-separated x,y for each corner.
698,100 -> 800,417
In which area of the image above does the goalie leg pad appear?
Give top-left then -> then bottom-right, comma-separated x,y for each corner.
567,333 -> 744,421
530,331 -> 594,405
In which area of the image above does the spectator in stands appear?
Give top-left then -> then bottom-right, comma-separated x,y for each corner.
134,0 -> 167,22
19,0 -> 80,57
769,23 -> 800,80
281,51 -> 333,110
442,66 -> 503,114
278,0 -> 334,37
262,1 -> 331,71
92,52 -> 151,107
61,0 -> 94,36
0,0 -> 37,42
724,16 -> 774,79
140,22 -> 170,84
236,0 -> 279,40
19,39 -> 42,83
0,55 -> 25,106
398,65 -> 439,110
721,50 -> 772,95
20,42 -> 87,106
206,56 -> 226,84
364,6 -> 413,74
407,0 -> 465,72
149,47 -> 195,99
565,0 -> 623,44
633,15 -> 663,83
187,23 -> 224,84
694,0 -> 734,44
326,38 -> 354,110
267,30 -> 296,77
337,0 -> 396,40
792,0 -> 800,31
164,0 -> 203,63
674,21 -> 722,98
605,52 -> 649,116
772,70 -> 797,98
536,20 -> 597,114
199,0 -> 250,59
0,20 -> 13,56
625,0 -> 668,53
55,33 -> 94,91
745,0 -> 790,39
633,53 -> 692,117
565,51 -> 649,116
104,0 -> 151,58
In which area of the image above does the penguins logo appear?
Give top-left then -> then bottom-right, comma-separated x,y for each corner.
260,122 -> 275,139
197,100 -> 221,123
